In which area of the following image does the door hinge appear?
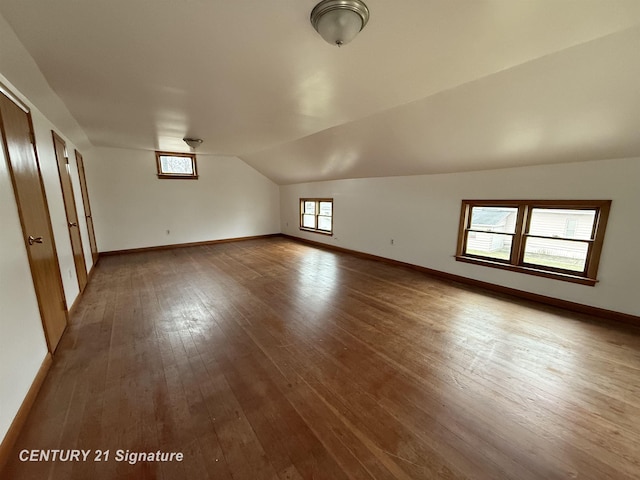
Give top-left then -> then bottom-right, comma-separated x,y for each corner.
29,132 -> 36,145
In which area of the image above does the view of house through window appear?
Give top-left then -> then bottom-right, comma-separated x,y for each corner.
300,198 -> 333,234
523,208 -> 596,272
465,206 -> 518,261
456,200 -> 611,285
155,151 -> 198,179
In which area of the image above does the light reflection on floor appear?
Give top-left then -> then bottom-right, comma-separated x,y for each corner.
294,249 -> 340,316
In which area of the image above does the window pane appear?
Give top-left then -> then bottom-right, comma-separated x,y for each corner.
565,219 -> 578,238
465,232 -> 512,261
304,201 -> 316,214
160,155 -> 194,175
302,214 -> 316,228
319,201 -> 332,216
470,207 -> 518,234
529,208 -> 595,240
317,216 -> 332,231
523,237 -> 588,272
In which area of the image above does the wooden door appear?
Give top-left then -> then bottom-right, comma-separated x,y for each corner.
75,150 -> 98,264
0,86 -> 68,352
52,131 -> 88,292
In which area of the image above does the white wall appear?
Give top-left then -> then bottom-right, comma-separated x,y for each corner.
0,74 -> 93,445
0,17 -> 93,444
87,148 -> 280,252
281,157 -> 640,317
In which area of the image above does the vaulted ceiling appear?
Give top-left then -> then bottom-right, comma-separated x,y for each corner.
1,0 -> 640,184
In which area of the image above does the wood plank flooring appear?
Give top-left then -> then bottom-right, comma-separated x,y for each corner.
3,237 -> 640,479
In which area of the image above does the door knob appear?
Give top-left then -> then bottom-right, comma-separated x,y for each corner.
28,235 -> 44,245
69,222 -> 78,227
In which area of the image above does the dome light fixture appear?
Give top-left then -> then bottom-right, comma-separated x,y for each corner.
183,137 -> 203,149
310,0 -> 370,47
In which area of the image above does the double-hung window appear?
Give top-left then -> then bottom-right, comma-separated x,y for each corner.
300,198 -> 333,235
455,200 -> 611,285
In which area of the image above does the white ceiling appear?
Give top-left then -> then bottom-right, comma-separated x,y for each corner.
1,0 -> 640,184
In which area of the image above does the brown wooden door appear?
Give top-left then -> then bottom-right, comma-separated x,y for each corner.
52,131 -> 88,292
0,87 -> 68,352
75,150 -> 98,264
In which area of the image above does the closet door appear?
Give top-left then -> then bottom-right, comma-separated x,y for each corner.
52,131 -> 88,292
75,150 -> 98,264
0,87 -> 68,352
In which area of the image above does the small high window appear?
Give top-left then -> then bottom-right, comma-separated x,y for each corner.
156,151 -> 198,179
300,198 -> 333,235
455,200 -> 611,285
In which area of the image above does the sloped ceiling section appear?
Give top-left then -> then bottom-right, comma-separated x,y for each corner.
246,26 -> 640,184
1,0 -> 639,184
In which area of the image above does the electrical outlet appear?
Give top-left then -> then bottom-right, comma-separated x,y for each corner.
390,238 -> 394,245
166,229 -> 170,235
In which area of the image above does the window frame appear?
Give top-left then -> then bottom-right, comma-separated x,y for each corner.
155,151 -> 198,179
455,200 -> 611,286
300,198 -> 333,235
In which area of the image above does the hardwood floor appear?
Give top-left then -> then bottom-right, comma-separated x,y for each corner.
3,237 -> 640,479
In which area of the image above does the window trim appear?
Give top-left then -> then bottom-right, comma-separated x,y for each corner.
155,151 -> 198,179
300,198 -> 333,235
455,200 -> 611,286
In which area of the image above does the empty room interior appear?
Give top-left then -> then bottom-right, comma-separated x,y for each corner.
1,1 -> 640,479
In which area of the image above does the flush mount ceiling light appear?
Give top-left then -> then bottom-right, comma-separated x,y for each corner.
310,0 -> 370,46
183,137 -> 203,149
